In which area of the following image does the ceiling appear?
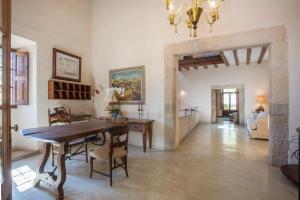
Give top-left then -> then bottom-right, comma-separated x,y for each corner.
178,45 -> 269,71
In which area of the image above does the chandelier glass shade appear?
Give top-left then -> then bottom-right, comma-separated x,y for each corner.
164,0 -> 224,37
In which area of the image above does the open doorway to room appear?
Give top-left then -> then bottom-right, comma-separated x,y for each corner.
211,86 -> 245,125
220,88 -> 238,122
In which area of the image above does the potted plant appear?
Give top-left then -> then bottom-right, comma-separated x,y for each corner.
280,128 -> 299,184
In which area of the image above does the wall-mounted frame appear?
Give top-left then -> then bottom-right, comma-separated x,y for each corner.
109,66 -> 145,105
53,48 -> 81,82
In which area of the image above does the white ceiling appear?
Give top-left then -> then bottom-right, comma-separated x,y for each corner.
223,46 -> 269,66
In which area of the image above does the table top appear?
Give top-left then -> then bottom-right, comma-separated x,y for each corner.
20,119 -> 128,143
98,117 -> 154,124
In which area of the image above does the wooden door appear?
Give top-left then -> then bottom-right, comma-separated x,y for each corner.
1,0 -> 12,200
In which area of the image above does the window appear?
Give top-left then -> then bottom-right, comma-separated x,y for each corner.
223,93 -> 230,110
0,48 -> 29,107
222,88 -> 238,111
223,88 -> 237,93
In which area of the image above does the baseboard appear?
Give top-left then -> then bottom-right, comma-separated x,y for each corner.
12,149 -> 40,162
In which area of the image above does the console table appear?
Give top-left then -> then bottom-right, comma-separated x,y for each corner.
99,117 -> 154,152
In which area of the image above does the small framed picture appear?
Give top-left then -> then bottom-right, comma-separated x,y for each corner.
53,48 -> 81,82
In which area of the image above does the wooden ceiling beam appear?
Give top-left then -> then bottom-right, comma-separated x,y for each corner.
179,59 -> 224,69
246,48 -> 252,65
179,55 -> 223,66
183,55 -> 193,60
220,52 -> 229,67
233,49 -> 239,66
258,46 -> 268,64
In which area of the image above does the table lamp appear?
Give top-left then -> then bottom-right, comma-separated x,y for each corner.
256,95 -> 267,112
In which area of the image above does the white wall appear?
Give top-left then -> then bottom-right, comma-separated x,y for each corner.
179,63 -> 269,124
92,0 -> 300,152
11,0 -> 94,149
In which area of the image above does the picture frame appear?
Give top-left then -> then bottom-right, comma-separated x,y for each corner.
109,66 -> 145,105
53,48 -> 81,82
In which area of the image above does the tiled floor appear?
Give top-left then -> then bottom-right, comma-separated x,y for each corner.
12,123 -> 298,200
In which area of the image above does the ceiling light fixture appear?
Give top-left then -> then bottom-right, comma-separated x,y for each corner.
164,0 -> 224,37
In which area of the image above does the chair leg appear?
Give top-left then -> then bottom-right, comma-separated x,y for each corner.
124,156 -> 129,178
109,157 -> 113,187
85,142 -> 88,163
51,145 -> 55,167
89,157 -> 94,178
102,132 -> 106,145
69,146 -> 72,160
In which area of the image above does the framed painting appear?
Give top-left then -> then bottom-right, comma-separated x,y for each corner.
53,48 -> 81,82
109,66 -> 145,104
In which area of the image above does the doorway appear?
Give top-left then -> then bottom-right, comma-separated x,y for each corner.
211,85 -> 245,125
164,26 -> 289,166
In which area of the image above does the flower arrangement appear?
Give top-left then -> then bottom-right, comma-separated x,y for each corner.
106,87 -> 125,98
105,87 -> 125,119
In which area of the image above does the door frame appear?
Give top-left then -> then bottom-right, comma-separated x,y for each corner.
211,85 -> 245,125
1,0 -> 12,200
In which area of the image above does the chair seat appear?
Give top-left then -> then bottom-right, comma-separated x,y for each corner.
90,145 -> 127,160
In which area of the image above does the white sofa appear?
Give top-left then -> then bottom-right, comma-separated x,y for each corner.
247,112 -> 269,139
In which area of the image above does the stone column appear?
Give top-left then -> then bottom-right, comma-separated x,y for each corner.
164,53 -> 178,149
269,41 -> 289,166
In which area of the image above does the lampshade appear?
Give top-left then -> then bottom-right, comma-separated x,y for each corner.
257,95 -> 267,104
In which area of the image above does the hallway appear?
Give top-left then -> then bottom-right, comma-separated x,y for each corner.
12,123 -> 297,200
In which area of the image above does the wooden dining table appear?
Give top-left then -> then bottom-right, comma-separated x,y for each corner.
20,119 -> 128,200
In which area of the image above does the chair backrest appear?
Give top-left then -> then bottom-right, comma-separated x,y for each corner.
48,107 -> 71,126
108,125 -> 129,153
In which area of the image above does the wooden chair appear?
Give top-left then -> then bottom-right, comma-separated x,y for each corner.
89,125 -> 129,186
48,107 -> 89,166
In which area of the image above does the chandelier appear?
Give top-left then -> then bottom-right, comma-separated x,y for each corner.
164,0 -> 224,37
